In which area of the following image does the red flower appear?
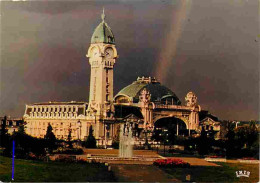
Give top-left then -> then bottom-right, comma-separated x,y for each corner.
153,158 -> 190,168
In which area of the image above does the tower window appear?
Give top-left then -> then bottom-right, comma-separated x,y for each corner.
106,69 -> 109,82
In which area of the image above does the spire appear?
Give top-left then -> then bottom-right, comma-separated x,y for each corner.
101,7 -> 105,22
91,7 -> 115,44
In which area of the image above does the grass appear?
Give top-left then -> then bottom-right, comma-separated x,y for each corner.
0,156 -> 116,182
1,154 -> 258,182
160,162 -> 259,182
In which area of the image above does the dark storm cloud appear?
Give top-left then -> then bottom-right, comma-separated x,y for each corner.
2,1 -> 95,14
0,0 -> 258,121
165,0 -> 259,120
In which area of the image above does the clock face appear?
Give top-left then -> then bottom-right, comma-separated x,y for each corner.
91,47 -> 99,57
105,48 -> 114,58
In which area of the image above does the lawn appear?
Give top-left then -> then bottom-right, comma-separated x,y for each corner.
1,155 -> 258,182
160,162 -> 259,182
0,156 -> 116,182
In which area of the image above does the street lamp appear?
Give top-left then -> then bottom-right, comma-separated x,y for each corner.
93,109 -> 98,144
161,129 -> 168,156
77,120 -> 82,141
232,121 -> 240,129
104,123 -> 110,149
144,122 -> 150,150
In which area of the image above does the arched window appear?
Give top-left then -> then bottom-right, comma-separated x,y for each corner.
115,96 -> 130,104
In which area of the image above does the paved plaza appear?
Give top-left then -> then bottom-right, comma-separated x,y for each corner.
81,148 -> 220,166
111,164 -> 179,182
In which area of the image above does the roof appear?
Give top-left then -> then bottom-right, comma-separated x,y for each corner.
91,10 -> 115,44
29,101 -> 88,106
199,110 -> 219,121
0,117 -> 23,121
200,117 -> 220,124
114,76 -> 181,104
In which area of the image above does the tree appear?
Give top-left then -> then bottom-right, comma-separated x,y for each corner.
45,123 -> 56,153
18,120 -> 25,134
67,123 -> 73,149
247,121 -> 258,147
197,127 -> 209,155
0,116 -> 9,148
84,125 -> 97,148
235,121 -> 259,158
225,122 -> 236,158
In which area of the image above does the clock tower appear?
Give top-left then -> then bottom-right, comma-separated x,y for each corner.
86,9 -> 118,120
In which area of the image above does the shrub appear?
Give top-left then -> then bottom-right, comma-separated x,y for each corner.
83,125 -> 97,148
55,155 -> 76,163
112,140 -> 119,149
77,158 -> 87,163
54,148 -> 83,155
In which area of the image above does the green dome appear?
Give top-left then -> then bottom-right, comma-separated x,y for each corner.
114,77 -> 181,105
91,13 -> 115,44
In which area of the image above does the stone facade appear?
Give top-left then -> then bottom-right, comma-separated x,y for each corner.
114,77 -> 201,135
24,102 -> 88,139
23,10 -> 203,143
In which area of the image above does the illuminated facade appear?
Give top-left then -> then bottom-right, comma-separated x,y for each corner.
24,10 -> 211,143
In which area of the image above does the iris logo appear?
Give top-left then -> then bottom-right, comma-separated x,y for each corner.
236,170 -> 250,178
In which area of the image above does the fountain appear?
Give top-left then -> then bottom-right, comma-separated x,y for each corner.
119,123 -> 133,158
80,122 -> 162,165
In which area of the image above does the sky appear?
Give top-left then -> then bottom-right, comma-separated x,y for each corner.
0,0 -> 259,121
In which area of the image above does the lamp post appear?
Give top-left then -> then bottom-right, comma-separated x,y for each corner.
93,109 -> 98,144
77,120 -> 82,141
161,129 -> 168,156
144,122 -> 150,150
176,122 -> 179,136
233,121 -> 240,129
104,123 -> 110,149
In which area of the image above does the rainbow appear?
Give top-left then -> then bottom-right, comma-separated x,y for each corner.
154,0 -> 192,83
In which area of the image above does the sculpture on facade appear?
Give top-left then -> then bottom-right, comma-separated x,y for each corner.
185,92 -> 198,107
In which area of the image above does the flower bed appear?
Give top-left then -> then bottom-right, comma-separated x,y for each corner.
153,158 -> 190,168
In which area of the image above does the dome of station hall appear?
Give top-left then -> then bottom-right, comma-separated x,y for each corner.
114,77 -> 181,105
91,9 -> 115,44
